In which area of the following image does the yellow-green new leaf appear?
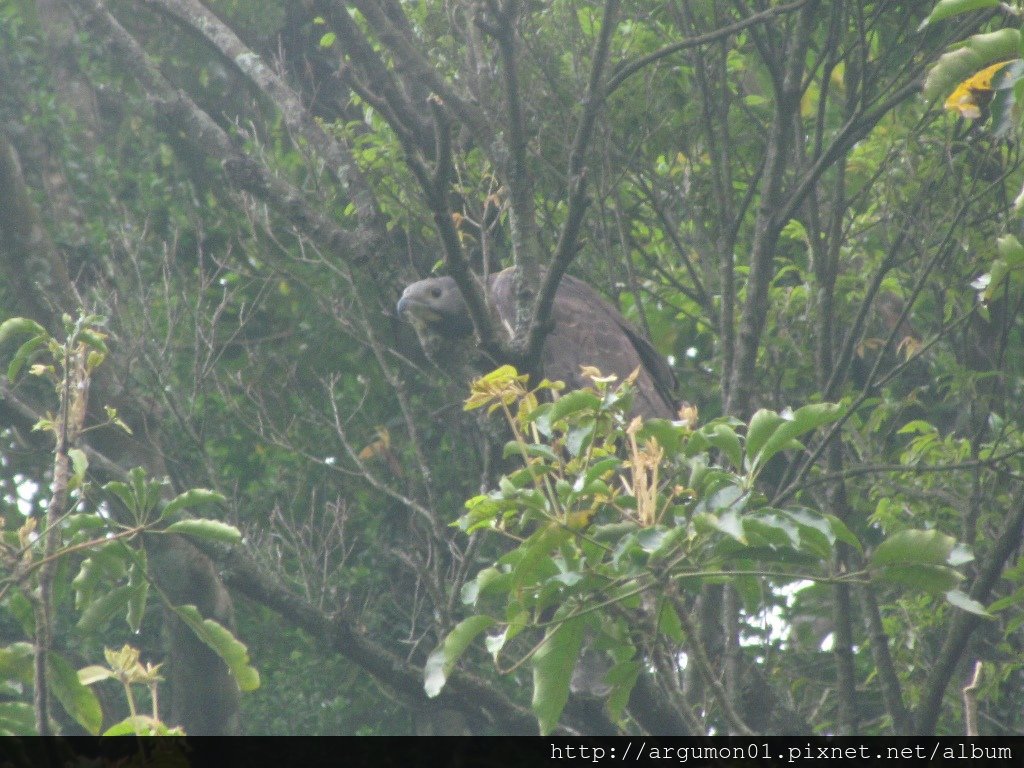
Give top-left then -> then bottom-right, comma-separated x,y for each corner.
77,665 -> 115,685
68,448 -> 88,487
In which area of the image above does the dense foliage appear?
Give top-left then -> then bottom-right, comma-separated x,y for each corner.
2,0 -> 1024,736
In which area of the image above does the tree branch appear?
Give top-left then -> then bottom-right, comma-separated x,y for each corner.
145,0 -> 386,235
916,488 -> 1024,732
69,0 -> 384,267
604,0 -> 811,99
523,0 -> 620,366
725,0 -> 818,418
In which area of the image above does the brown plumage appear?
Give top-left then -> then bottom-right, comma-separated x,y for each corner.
397,268 -> 677,419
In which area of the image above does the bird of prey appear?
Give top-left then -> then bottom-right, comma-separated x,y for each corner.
397,268 -> 677,419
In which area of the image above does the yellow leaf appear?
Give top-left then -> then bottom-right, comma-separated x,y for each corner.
580,365 -> 616,384
358,427 -> 391,460
944,61 -> 1012,119
465,365 -> 529,411
566,509 -> 594,530
897,335 -> 924,361
677,403 -> 699,429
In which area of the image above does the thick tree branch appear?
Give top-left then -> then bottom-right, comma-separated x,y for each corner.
916,488 -> 1024,732
725,0 -> 817,418
69,0 -> 384,267
523,0 -> 620,366
214,542 -> 540,733
145,0 -> 386,235
860,582 -> 914,734
478,0 -> 543,344
349,0 -> 492,146
604,0 -> 811,99
315,0 -> 434,151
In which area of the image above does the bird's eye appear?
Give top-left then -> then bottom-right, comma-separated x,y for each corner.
430,286 -> 442,299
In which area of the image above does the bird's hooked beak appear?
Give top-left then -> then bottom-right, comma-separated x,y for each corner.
395,292 -> 411,317
396,284 -> 441,323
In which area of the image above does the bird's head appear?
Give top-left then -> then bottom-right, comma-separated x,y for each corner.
396,276 -> 475,337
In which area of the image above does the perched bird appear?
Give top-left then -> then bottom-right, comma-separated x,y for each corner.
397,267 -> 677,419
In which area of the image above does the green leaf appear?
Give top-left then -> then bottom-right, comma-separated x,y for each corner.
566,422 -> 596,457
706,424 -> 743,469
713,508 -> 746,543
319,31 -> 337,48
696,484 -> 747,517
637,419 -> 682,454
871,529 -> 956,567
7,334 -> 46,380
76,329 -> 108,355
68,448 -> 88,486
745,409 -> 785,463
733,573 -> 763,613
637,528 -> 669,553
997,233 -> 1024,265
945,590 -> 992,617
920,0 -> 998,28
547,390 -> 602,424
503,441 -> 558,462
103,480 -> 136,512
126,561 -> 149,633
48,653 -> 102,735
646,526 -> 686,561
753,403 -> 842,470
72,542 -> 130,609
0,317 -> 47,347
65,513 -> 108,538
77,584 -> 134,633
0,643 -> 34,683
423,614 -> 494,697
0,701 -> 36,735
744,514 -> 799,550
103,715 -> 178,735
165,519 -> 242,544
874,564 -> 963,593
469,566 -> 513,602
580,457 -> 621,488
605,658 -> 641,721
532,614 -> 585,735
656,602 -> 683,643
989,585 -> 1024,612
161,488 -> 227,520
512,524 -> 569,589
171,605 -> 260,692
991,83 -> 1015,137
826,515 -> 863,553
